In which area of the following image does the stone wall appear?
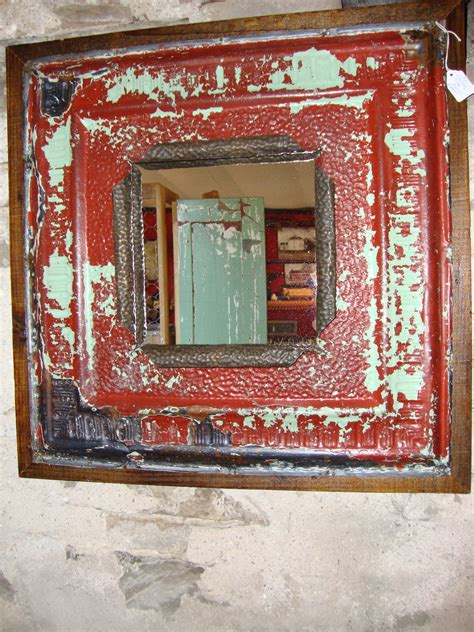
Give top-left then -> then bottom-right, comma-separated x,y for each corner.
0,2 -> 472,630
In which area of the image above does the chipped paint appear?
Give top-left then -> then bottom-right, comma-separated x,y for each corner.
361,228 -> 379,285
43,248 -> 73,318
288,92 -> 373,113
82,262 -> 116,370
384,127 -> 425,165
165,375 -> 182,389
366,56 -> 379,70
27,27 -> 450,470
363,297 -> 383,393
106,67 -> 188,105
42,118 -> 72,188
264,48 -> 360,92
192,106 -> 224,120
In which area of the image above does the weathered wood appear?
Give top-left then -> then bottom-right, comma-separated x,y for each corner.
6,46 -> 33,477
446,0 -> 471,492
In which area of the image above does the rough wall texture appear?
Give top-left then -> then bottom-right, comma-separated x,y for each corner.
0,1 -> 472,631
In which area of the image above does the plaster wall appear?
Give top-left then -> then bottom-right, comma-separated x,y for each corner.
0,2 -> 472,631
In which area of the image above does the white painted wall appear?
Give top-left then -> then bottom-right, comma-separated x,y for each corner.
0,2 -> 472,630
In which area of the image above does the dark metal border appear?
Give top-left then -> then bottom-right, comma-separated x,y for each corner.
39,378 -> 443,472
112,165 -> 146,343
113,136 -> 336,367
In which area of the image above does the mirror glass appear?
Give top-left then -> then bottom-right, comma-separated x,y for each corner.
140,161 -> 317,345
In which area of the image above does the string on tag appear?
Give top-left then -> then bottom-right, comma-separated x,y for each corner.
435,21 -> 473,102
435,21 -> 461,71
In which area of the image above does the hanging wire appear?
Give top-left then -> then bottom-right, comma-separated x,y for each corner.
435,21 -> 461,70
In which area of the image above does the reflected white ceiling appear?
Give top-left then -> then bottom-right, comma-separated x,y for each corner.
140,160 -> 315,209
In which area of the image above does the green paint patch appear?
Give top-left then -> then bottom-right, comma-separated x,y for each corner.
82,262 -> 116,371
366,56 -> 379,70
384,128 -> 425,165
396,106 -> 415,118
388,367 -> 425,413
106,67 -> 188,105
43,119 -> 72,188
243,416 -> 255,429
363,297 -> 383,392
43,248 -> 73,318
396,186 -> 416,208
265,48 -> 360,92
336,289 -> 350,312
150,107 -> 184,119
361,228 -> 379,285
386,212 -> 425,381
192,107 -> 224,120
65,229 -> 73,253
165,375 -> 182,389
288,92 -> 372,113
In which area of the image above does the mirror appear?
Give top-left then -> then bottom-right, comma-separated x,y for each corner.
140,161 -> 317,346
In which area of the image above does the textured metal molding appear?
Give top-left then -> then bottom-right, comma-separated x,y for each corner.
130,165 -> 146,345
138,135 -> 320,170
188,419 -> 232,446
112,167 -> 146,343
41,377 -> 140,453
141,340 -> 323,367
315,167 -> 336,333
112,135 -> 336,366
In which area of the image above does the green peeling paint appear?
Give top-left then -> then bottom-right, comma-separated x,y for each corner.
82,262 -> 116,370
165,375 -> 182,388
43,119 -> 72,188
396,186 -> 416,208
65,229 -> 73,253
264,48 -> 360,92
361,228 -> 379,285
384,128 -> 425,165
43,248 -> 73,318
214,65 -> 227,91
150,107 -> 184,119
386,212 -> 425,389
288,92 -> 373,113
363,297 -> 383,392
192,107 -> 224,120
366,57 -> 379,70
396,106 -> 415,118
106,67 -> 188,105
388,367 -> 425,413
336,289 -> 350,312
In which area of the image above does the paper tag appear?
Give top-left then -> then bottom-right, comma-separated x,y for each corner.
446,69 -> 474,102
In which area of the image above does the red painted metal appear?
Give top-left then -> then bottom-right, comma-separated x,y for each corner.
28,27 -> 451,468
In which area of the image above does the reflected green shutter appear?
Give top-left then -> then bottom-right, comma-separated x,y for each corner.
176,197 -> 267,344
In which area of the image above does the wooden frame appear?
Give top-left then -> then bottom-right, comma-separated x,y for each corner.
7,0 -> 471,492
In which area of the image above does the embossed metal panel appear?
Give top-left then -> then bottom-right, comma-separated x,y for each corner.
20,21 -> 454,482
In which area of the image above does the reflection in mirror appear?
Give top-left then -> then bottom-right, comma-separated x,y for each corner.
140,161 -> 316,346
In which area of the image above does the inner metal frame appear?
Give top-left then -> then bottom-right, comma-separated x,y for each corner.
112,135 -> 336,367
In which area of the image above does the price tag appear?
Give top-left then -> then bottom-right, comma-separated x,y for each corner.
446,69 -> 474,102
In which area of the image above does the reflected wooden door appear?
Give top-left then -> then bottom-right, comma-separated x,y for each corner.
174,197 -> 267,344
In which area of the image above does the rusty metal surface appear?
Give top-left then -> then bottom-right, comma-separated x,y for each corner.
25,25 -> 451,476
